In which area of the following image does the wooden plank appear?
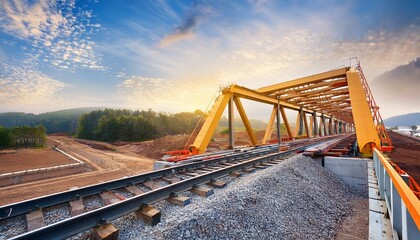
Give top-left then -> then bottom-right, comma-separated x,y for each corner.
161,176 -> 181,184
69,198 -> 85,216
167,196 -> 191,206
26,209 -> 44,231
135,205 -> 161,226
182,171 -> 200,177
143,180 -> 159,190
190,186 -> 214,197
100,192 -> 121,205
260,162 -> 277,166
253,164 -> 268,169
242,167 -> 256,173
229,171 -> 242,177
92,223 -> 118,240
207,180 -> 227,188
125,185 -> 144,196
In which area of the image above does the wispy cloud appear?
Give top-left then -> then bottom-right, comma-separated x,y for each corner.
118,75 -> 219,112
0,63 -> 68,110
332,25 -> 420,78
0,0 -> 104,70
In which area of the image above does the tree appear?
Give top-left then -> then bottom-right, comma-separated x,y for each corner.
0,126 -> 11,150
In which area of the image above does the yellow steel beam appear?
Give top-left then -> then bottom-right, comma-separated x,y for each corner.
225,85 -> 310,112
191,93 -> 232,154
347,70 -> 381,157
309,116 -> 314,137
257,67 -> 349,94
262,106 -> 277,144
293,112 -> 301,137
281,84 -> 348,101
280,106 -> 293,138
302,111 -> 310,137
233,97 -> 257,146
274,78 -> 348,96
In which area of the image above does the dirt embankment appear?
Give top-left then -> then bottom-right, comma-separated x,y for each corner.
387,131 -> 420,183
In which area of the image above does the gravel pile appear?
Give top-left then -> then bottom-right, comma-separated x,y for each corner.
112,155 -> 362,240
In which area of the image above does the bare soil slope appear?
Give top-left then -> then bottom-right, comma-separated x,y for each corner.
387,131 -> 420,183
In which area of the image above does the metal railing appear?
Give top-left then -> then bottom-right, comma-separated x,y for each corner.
373,148 -> 420,239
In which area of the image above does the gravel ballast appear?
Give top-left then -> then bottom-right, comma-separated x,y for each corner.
113,155 -> 364,240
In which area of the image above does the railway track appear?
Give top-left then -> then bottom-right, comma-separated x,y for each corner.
0,134 -> 351,240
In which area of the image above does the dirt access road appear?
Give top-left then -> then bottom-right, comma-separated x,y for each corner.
0,136 -> 156,205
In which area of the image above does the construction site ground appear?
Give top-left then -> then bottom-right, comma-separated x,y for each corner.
386,131 -> 420,183
0,131 -> 263,206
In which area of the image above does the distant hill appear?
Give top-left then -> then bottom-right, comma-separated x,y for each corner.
371,58 -> 420,117
383,113 -> 420,127
0,107 -> 102,134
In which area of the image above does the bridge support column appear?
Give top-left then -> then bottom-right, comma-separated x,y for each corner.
228,96 -> 234,149
280,106 -> 292,138
312,113 -> 318,137
302,110 -> 310,138
276,103 -> 281,143
347,70 -> 381,157
262,106 -> 276,144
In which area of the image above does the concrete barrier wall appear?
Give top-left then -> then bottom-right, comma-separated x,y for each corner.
324,156 -> 368,191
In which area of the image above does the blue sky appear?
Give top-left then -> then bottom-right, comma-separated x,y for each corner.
0,0 -> 419,119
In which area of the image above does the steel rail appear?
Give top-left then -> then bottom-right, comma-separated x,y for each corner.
10,145 -> 307,240
0,144 -> 279,220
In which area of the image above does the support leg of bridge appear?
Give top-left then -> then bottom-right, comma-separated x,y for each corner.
276,103 -> 281,143
262,106 -> 276,144
313,113 -> 318,137
136,205 -> 161,226
280,106 -> 292,138
93,223 -> 118,240
234,97 -> 257,145
302,110 -> 309,137
228,96 -> 235,149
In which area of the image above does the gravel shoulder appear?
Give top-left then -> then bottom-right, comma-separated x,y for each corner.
103,155 -> 368,240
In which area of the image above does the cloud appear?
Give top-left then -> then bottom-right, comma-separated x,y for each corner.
0,63 -> 68,110
118,75 -> 219,113
159,3 -> 215,47
370,58 -> 420,118
0,0 -> 104,70
332,25 -> 420,78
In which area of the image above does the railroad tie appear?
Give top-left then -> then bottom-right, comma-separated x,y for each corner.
253,164 -> 268,169
26,209 -> 45,232
100,191 -> 122,205
190,186 -> 214,197
229,171 -> 242,178
125,185 -> 144,196
92,223 -> 118,240
161,176 -> 181,184
136,205 -> 161,226
69,198 -> 86,216
182,171 -> 200,177
260,162 -> 277,166
242,167 -> 256,173
199,167 -> 215,172
167,196 -> 191,207
143,180 -> 159,190
207,180 -> 227,188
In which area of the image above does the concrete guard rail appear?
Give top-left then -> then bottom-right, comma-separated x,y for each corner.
373,148 -> 420,239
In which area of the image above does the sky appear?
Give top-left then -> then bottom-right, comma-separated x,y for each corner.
0,0 -> 419,120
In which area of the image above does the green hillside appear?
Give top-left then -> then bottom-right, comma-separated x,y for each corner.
0,107 -> 102,134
